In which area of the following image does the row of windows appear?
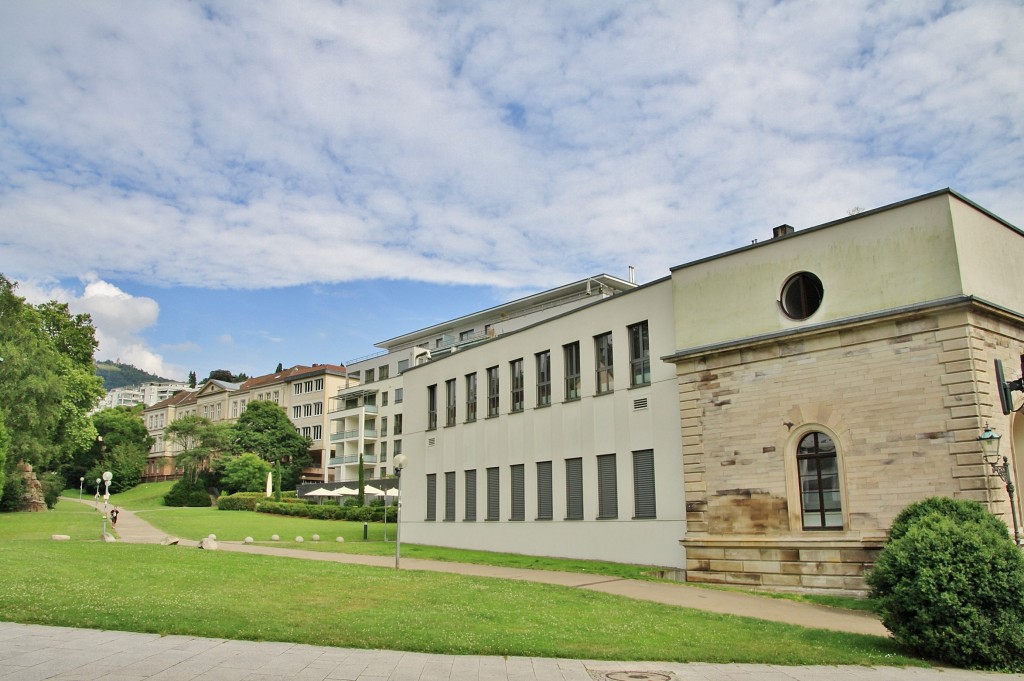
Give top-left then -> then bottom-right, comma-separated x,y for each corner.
293,378 -> 325,395
298,425 -> 323,440
360,365 -> 391,383
424,450 -> 657,522
427,322 -> 651,428
291,402 -> 325,419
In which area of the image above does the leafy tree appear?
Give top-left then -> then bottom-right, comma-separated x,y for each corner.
0,275 -> 102,483
164,416 -> 235,484
219,453 -> 272,494
234,401 -> 311,490
207,369 -> 235,383
0,413 -> 8,502
188,370 -> 196,388
87,442 -> 147,493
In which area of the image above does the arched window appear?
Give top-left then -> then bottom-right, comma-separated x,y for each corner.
797,431 -> 843,529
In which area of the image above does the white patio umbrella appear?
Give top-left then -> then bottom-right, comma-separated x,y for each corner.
304,487 -> 335,505
265,472 -> 272,498
363,485 -> 385,495
335,486 -> 358,495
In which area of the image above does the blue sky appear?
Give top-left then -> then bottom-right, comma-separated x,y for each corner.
2,1 -> 1022,381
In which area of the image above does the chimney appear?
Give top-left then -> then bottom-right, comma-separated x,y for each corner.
772,224 -> 795,239
628,265 -> 636,284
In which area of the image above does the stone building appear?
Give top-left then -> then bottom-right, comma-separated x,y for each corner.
666,189 -> 1024,592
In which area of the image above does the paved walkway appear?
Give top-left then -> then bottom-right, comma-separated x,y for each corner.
21,500 -> 1010,681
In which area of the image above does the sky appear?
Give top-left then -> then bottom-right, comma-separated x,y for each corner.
1,1 -> 1022,383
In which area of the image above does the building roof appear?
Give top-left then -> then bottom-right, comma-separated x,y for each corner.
241,363 -> 347,391
145,389 -> 196,412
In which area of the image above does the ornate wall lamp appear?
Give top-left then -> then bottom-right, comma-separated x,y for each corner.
977,425 -> 1020,546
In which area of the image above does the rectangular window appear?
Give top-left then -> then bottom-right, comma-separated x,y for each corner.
565,458 -> 583,520
426,474 -> 436,521
632,450 -> 656,519
595,332 -> 614,394
465,373 -> 477,422
302,426 -> 311,438
486,366 -> 500,417
464,469 -> 477,521
294,384 -> 302,395
510,359 -> 524,412
303,403 -> 312,417
628,321 -> 651,387
394,413 -> 403,435
304,380 -> 313,392
394,439 -> 402,455
398,359 -> 410,373
395,388 -> 404,403
312,425 -> 322,440
379,365 -> 389,380
315,378 -> 324,391
273,390 -> 280,403
445,378 -> 457,426
459,329 -> 473,341
314,402 -> 323,416
536,461 -> 552,520
380,416 -> 388,437
536,351 -> 551,406
365,369 -> 375,383
510,464 -> 525,521
597,453 -> 618,519
445,471 -> 456,522
427,385 -> 437,430
486,467 -> 500,521
381,391 -> 389,407
563,342 -> 581,400
380,441 -> 387,460
231,402 -> 238,418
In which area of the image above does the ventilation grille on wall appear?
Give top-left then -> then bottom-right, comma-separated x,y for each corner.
428,437 -> 436,447
633,398 -> 649,411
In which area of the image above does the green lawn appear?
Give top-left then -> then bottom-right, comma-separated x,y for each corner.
0,539 -> 919,666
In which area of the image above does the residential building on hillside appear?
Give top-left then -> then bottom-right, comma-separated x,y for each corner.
94,381 -> 190,412
142,365 -> 348,482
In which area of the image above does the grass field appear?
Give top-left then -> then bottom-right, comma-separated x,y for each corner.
0,538 -> 919,666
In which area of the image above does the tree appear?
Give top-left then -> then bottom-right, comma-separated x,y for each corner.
234,401 -> 311,490
188,371 -> 196,388
0,412 -> 8,502
76,407 -> 155,492
219,453 -> 272,494
0,275 -> 102,481
207,369 -> 235,383
164,416 -> 235,484
275,363 -> 283,373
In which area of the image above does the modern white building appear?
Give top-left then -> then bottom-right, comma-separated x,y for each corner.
396,276 -> 687,569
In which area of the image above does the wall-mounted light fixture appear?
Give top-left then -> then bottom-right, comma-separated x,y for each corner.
977,425 -> 1020,545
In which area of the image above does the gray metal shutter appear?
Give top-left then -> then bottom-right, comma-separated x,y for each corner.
510,464 -> 525,521
632,449 -> 656,519
536,461 -> 552,520
464,469 -> 476,521
597,453 -> 617,519
425,474 -> 436,521
565,458 -> 583,520
444,471 -> 456,521
486,467 -> 500,521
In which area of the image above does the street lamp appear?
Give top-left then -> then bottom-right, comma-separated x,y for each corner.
101,471 -> 113,536
94,477 -> 101,509
79,476 -> 84,502
977,425 -> 1021,545
393,454 -> 408,569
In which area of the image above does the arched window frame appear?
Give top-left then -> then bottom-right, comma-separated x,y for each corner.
783,423 -> 849,532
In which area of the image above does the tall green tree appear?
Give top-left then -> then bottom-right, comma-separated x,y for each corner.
0,276 -> 103,479
74,406 -> 155,491
219,452 -> 272,494
187,371 -> 196,388
233,401 -> 311,490
164,415 -> 235,484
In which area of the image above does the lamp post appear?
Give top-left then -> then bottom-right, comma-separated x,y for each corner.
101,471 -> 113,536
94,477 -> 101,509
978,425 -> 1021,545
78,476 -> 84,502
393,454 -> 408,569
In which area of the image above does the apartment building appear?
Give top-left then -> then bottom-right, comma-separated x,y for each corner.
328,276 -> 637,485
95,381 -> 190,412
397,277 -> 686,569
143,365 -> 348,482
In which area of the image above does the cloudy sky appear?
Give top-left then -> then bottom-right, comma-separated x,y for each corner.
2,1 -> 1022,382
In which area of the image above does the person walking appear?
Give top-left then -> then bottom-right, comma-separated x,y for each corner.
110,507 -> 119,527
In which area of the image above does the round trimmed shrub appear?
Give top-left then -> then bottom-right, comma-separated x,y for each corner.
888,496 -> 1009,542
868,499 -> 1024,671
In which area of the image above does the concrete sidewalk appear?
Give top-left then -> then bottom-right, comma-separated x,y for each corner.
0,622 -> 1012,681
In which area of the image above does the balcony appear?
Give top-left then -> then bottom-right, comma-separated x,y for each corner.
329,402 -> 378,416
330,429 -> 379,443
328,454 -> 379,465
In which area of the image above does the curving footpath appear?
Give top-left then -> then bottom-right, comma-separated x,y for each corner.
20,500 -> 1008,681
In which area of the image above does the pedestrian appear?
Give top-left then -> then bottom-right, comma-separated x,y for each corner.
110,508 -> 119,526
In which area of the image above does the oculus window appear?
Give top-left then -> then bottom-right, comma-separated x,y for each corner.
780,272 -> 823,320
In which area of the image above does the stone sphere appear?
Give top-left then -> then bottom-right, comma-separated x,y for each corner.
312,534 -> 320,541
208,534 -> 216,540
336,536 -> 345,543
296,536 -> 304,543
271,534 -> 280,541
244,537 -> 253,544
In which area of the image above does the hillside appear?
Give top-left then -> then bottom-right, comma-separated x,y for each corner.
95,360 -> 175,391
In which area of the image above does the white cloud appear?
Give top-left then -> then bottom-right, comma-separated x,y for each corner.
0,0 -> 1021,294
18,276 -> 183,379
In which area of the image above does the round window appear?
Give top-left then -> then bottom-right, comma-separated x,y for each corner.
780,272 -> 823,320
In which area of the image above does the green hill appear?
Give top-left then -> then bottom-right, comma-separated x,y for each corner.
95,360 -> 174,391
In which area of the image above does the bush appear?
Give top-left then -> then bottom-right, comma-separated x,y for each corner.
217,492 -> 264,511
888,496 -> 1009,541
39,472 -> 64,509
164,478 -> 212,507
868,497 -> 1024,671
